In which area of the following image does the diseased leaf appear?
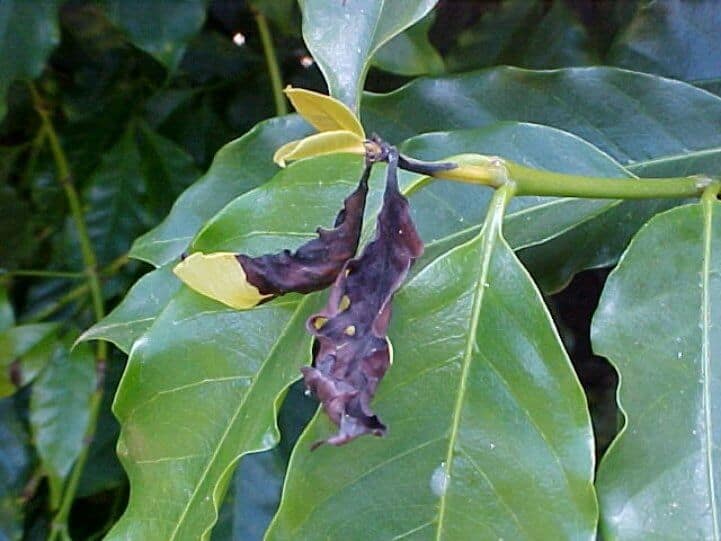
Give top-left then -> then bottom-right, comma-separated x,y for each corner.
30,339 -> 96,504
175,163 -> 370,309
130,116 -> 312,266
592,197 -> 721,540
372,11 -> 443,76
0,323 -> 60,398
267,186 -> 597,540
301,0 -> 438,109
303,151 -> 423,447
100,0 -> 207,70
608,0 -> 721,83
0,0 -> 60,121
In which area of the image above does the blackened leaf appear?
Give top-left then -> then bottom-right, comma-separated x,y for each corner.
174,164 -> 371,308
303,151 -> 423,446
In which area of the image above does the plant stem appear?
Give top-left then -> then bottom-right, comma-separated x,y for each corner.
430,155 -> 720,200
28,83 -> 109,541
3,270 -> 86,279
19,255 -> 128,324
254,10 -> 287,116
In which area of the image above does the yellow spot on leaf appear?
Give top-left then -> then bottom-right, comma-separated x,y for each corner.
173,252 -> 271,310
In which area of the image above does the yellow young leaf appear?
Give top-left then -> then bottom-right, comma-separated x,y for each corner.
173,252 -> 271,310
273,130 -> 366,167
285,87 -> 365,139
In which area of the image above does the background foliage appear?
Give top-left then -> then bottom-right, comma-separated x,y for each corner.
1,1 -> 721,539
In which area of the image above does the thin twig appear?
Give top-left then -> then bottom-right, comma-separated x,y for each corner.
254,10 -> 288,116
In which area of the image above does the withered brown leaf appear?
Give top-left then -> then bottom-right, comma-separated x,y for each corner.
236,163 -> 371,296
302,149 -> 423,447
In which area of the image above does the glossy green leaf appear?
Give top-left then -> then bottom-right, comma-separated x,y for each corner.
84,127 -> 153,265
592,197 -> 721,539
0,323 -> 59,398
363,66 -> 721,169
608,0 -> 721,83
105,157 -> 372,540
100,0 -> 207,70
79,265 -> 180,354
446,0 -> 595,73
0,0 -> 60,120
85,122 -> 200,265
372,11 -> 444,76
0,398 -> 31,541
30,339 -> 96,502
212,383 -> 316,541
267,186 -> 596,540
136,120 -> 201,218
130,116 -> 312,266
301,0 -> 438,109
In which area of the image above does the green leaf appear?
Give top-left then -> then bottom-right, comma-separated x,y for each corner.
212,383 -> 316,541
401,122 -> 661,292
100,0 -> 207,70
79,265 -> 180,354
300,0 -> 438,109
130,116 -> 312,266
267,186 -> 596,540
0,0 -> 60,120
608,0 -> 721,83
372,11 -> 444,76
0,323 -> 59,398
445,0 -> 595,73
0,398 -> 31,541
85,122 -> 200,265
363,66 -> 721,168
106,155 -> 369,539
84,127 -> 153,265
136,120 -> 201,218
251,0 -> 299,36
30,339 -> 96,503
591,197 -> 721,540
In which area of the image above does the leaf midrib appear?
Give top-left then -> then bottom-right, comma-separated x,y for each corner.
701,195 -> 719,539
435,188 -> 505,540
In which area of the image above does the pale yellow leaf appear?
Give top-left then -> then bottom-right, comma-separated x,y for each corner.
173,252 -> 271,310
273,130 -> 366,167
285,87 -> 365,138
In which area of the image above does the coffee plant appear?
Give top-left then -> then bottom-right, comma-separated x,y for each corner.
2,1 -> 721,540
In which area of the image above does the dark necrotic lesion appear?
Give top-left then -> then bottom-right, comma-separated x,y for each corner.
236,163 -> 371,296
302,149 -> 424,448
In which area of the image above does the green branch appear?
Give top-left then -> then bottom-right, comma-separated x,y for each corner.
28,83 -> 109,541
254,10 -> 288,116
428,154 -> 720,200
